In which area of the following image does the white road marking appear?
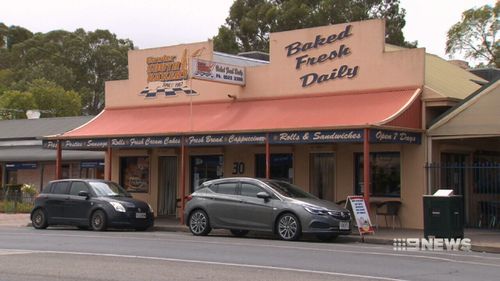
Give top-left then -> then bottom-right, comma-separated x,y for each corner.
0,249 -> 410,281
1,230 -> 499,267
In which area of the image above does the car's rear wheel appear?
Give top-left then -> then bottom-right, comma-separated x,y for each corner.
189,210 -> 211,236
230,229 -> 249,237
277,213 -> 301,241
32,209 -> 48,229
90,210 -> 107,231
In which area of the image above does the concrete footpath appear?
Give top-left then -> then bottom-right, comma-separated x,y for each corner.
2,213 -> 499,254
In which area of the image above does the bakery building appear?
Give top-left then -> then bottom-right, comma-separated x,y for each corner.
45,19 -> 494,229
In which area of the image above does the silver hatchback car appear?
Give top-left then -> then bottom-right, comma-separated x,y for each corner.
184,177 -> 351,241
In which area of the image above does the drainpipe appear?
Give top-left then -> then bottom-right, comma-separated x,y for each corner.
427,136 -> 432,195
265,133 -> 270,179
106,140 -> 112,181
180,136 -> 186,224
363,128 -> 371,208
56,140 -> 62,180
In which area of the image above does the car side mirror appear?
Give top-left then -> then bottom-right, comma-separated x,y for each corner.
256,192 -> 271,200
78,191 -> 90,198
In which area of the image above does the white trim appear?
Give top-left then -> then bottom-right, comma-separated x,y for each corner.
213,51 -> 269,64
0,140 -> 41,147
428,80 -> 500,132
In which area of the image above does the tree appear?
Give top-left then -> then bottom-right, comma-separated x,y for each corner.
0,90 -> 36,119
0,79 -> 81,119
446,3 -> 499,67
213,0 -> 414,54
0,23 -> 33,50
28,79 -> 81,117
0,26 -> 133,115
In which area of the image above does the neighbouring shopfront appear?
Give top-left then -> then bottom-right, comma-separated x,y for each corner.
44,19 -> 487,229
427,80 -> 500,229
0,117 -> 105,191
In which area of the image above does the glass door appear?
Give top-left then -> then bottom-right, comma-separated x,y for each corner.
190,155 -> 224,192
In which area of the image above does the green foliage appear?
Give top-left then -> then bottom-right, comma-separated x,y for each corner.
213,0 -> 415,54
0,23 -> 134,116
21,184 -> 37,196
0,200 -> 34,213
28,79 -> 81,117
0,79 -> 82,119
446,3 -> 499,67
0,90 -> 36,119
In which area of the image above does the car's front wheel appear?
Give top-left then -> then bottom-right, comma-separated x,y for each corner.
277,213 -> 301,241
189,209 -> 211,236
90,210 -> 107,231
32,209 -> 48,229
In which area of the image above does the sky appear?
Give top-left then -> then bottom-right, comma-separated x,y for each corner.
1,0 -> 496,65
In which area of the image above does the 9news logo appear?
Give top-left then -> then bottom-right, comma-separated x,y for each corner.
393,238 -> 471,251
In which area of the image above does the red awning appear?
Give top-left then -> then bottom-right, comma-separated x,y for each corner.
60,88 -> 420,138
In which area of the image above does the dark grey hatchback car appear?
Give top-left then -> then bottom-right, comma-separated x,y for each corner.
184,177 -> 351,241
31,179 -> 154,231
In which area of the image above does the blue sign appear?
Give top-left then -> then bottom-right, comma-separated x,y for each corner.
269,130 -> 364,144
80,161 -> 105,168
110,136 -> 181,148
43,139 -> 108,150
6,163 -> 37,170
370,129 -> 421,144
186,134 -> 266,146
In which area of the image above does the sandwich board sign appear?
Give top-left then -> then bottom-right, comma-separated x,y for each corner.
346,195 -> 375,235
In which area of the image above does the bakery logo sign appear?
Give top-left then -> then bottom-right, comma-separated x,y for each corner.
191,58 -> 245,85
139,49 -> 197,98
285,24 -> 359,88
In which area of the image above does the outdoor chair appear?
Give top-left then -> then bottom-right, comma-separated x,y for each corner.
375,201 -> 402,230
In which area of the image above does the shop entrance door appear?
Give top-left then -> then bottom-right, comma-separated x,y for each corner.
310,153 -> 336,202
190,155 -> 224,192
158,157 -> 177,216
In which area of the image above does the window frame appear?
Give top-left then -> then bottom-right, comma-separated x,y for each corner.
354,151 -> 401,198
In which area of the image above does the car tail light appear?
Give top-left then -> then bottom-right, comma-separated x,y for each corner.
186,195 -> 193,202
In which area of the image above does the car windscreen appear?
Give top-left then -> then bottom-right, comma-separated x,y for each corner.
89,181 -> 130,197
264,180 -> 317,199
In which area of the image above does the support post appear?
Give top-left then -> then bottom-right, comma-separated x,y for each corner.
180,136 -> 187,225
55,140 -> 62,180
363,128 -> 370,208
265,133 -> 270,179
106,141 -> 112,181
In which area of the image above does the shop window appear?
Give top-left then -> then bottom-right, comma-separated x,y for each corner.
62,164 -> 70,179
310,153 -> 335,201
6,170 -> 17,185
80,161 -> 105,179
120,156 -> 150,193
255,154 -> 293,183
80,167 -> 105,179
355,152 -> 400,197
191,155 -> 224,192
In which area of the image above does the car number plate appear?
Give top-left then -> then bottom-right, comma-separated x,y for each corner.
339,221 -> 349,230
136,212 -> 146,219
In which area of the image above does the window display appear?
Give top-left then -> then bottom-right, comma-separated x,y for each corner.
120,156 -> 150,193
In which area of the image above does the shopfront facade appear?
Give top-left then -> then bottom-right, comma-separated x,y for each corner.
45,19 -> 485,229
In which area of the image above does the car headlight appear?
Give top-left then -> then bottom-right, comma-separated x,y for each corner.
147,203 -> 154,213
304,206 -> 328,215
110,202 -> 126,213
